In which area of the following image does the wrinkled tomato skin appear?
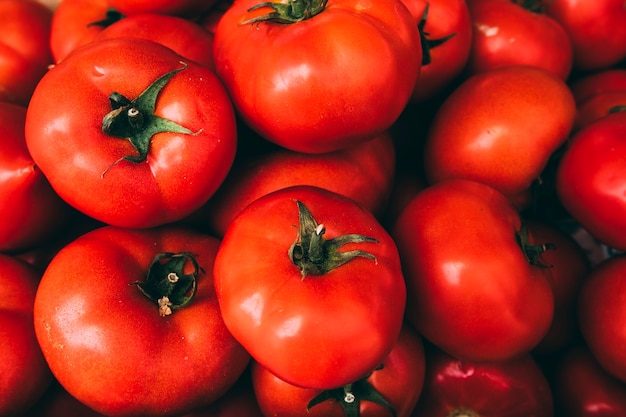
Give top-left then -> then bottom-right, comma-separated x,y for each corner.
411,347 -> 554,417
556,111 -> 626,251
392,179 -> 554,362
213,0 -> 422,153
33,226 -> 250,417
214,185 -> 406,390
25,38 -> 237,229
578,255 -> 626,384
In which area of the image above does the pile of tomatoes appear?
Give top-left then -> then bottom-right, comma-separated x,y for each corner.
2,0 -> 626,415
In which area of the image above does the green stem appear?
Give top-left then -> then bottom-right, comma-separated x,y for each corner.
240,0 -> 328,24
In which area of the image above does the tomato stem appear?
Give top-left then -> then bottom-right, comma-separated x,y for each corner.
288,200 -> 379,278
515,223 -> 555,268
418,3 -> 457,66
87,8 -> 125,28
240,0 -> 328,24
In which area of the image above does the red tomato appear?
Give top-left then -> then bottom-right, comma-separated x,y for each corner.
545,0 -> 626,71
212,0 -> 422,153
33,226 -> 250,417
0,102 -> 73,252
106,0 -> 217,17
411,347 -> 554,417
423,65 -> 576,209
214,185 -> 406,390
465,0 -> 572,80
93,13 -> 215,69
198,132 -> 396,237
251,324 -> 425,417
392,179 -> 555,362
570,68 -> 626,104
553,346 -> 626,416
578,255 -> 626,384
573,91 -> 626,132
556,110 -> 626,251
25,38 -> 237,229
0,0 -> 52,105
0,254 -> 52,416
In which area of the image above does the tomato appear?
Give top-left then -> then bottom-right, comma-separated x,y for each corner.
213,185 -> 406,390
423,65 -> 576,209
0,0 -> 52,105
25,37 -> 237,229
93,13 -> 215,69
251,324 -> 425,417
34,225 -> 250,417
570,68 -> 626,105
578,254 -> 626,384
392,179 -> 555,362
556,110 -> 626,251
553,346 -> 626,417
0,254 -> 52,416
106,0 -> 217,17
212,0 -> 421,153
197,131 -> 396,237
465,0 -> 572,80
545,0 -> 626,71
573,91 -> 626,132
411,346 -> 554,417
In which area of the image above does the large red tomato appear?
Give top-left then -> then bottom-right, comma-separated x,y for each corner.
25,38 -> 237,229
213,185 -> 406,390
33,226 -> 250,417
423,65 -> 576,209
392,179 -> 555,362
212,0 -> 422,153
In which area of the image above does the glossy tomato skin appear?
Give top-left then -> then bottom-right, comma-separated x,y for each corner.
578,255 -> 626,384
411,347 -> 554,417
423,66 -> 576,209
213,0 -> 422,153
392,179 -> 554,362
25,38 -> 237,229
465,0 -> 572,80
34,226 -> 250,417
251,324 -> 425,417
214,185 -> 406,390
0,254 -> 53,416
556,111 -> 626,251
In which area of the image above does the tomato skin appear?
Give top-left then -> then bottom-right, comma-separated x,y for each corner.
0,254 -> 53,416
392,179 -> 554,362
573,91 -> 626,132
33,226 -> 250,417
570,69 -> 626,105
556,111 -> 626,251
411,347 -> 554,417
25,38 -> 237,229
214,185 -> 406,390
251,324 -> 425,417
107,0 -> 217,17
578,255 -> 626,384
213,0 -> 421,153
423,66 -> 576,208
465,0 -> 573,80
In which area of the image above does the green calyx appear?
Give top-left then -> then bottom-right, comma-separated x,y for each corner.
87,8 -> 125,28
516,223 -> 555,268
101,61 -> 202,177
419,3 -> 456,66
288,200 -> 379,279
131,252 -> 202,317
241,0 -> 328,24
511,0 -> 549,13
307,365 -> 396,417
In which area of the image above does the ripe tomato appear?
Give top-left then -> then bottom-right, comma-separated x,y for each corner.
423,66 -> 576,209
556,110 -> 626,251
411,347 -> 554,417
214,185 -> 406,390
465,0 -> 573,80
570,68 -> 626,104
392,179 -> 555,362
0,102 -> 73,252
0,254 -> 52,416
251,324 -> 425,417
578,254 -> 626,384
34,226 -> 250,417
0,0 -> 53,105
106,0 -> 217,17
573,91 -> 626,132
212,0 -> 422,153
25,38 -> 237,229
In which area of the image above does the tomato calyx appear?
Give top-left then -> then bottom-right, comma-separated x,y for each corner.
101,61 -> 202,177
87,8 -> 125,28
288,200 -> 379,278
240,0 -> 328,24
516,223 -> 555,268
608,105 -> 626,114
511,0 -> 549,13
307,365 -> 396,417
446,409 -> 479,417
131,252 -> 202,317
418,3 -> 456,66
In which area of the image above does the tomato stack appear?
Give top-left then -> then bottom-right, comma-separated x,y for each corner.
2,0 -> 626,416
